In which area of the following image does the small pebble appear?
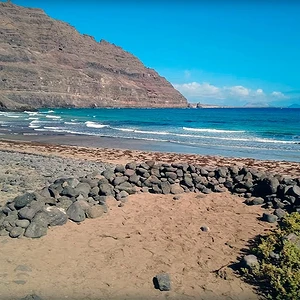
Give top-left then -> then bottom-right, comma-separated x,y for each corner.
200,225 -> 210,232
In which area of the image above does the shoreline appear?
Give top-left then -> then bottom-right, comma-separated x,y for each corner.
0,134 -> 299,176
0,134 -> 298,299
1,107 -> 300,163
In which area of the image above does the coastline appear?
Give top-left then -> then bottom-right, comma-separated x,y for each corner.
0,139 -> 275,300
1,107 -> 299,162
0,134 -> 299,176
0,133 -> 298,299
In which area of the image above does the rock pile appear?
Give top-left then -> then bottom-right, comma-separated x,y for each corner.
0,161 -> 299,238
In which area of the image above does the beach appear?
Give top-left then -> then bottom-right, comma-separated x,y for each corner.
1,1 -> 299,298
1,136 -> 299,300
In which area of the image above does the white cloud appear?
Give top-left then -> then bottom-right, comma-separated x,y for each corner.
226,86 -> 250,97
173,81 -> 289,106
271,91 -> 287,99
256,88 -> 264,95
173,82 -> 223,99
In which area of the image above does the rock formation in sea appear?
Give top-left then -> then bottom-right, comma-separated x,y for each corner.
0,2 -> 188,111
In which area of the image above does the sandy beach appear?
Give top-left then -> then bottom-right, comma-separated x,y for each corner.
1,135 -> 299,175
0,137 -> 299,300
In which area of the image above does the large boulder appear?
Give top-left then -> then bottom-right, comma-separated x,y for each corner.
45,207 -> 68,226
66,202 -> 86,222
115,182 -> 137,194
170,184 -> 184,194
113,176 -> 128,186
9,227 -> 25,238
160,181 -> 171,194
86,205 -> 106,219
99,183 -> 114,196
15,219 -> 30,228
18,201 -> 45,221
183,175 -> 194,188
165,172 -> 177,180
253,177 -> 280,196
24,212 -> 49,238
60,186 -> 77,198
74,182 -> 91,198
102,169 -> 115,181
14,193 -> 36,209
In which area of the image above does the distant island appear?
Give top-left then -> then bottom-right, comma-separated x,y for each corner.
187,102 -> 300,109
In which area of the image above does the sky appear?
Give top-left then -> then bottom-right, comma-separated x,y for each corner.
5,0 -> 300,106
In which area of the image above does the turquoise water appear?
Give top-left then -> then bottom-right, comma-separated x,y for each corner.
0,108 -> 299,161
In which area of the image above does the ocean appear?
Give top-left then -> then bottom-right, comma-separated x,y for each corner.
0,108 -> 299,162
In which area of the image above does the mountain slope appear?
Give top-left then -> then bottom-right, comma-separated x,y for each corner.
0,2 -> 187,110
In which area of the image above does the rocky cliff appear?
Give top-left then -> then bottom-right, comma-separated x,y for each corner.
0,2 -> 187,110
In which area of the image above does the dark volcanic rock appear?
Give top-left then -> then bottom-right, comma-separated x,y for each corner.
165,172 -> 177,180
241,254 -> 259,269
60,186 -> 77,198
18,207 -> 38,221
18,201 -> 44,221
57,197 -> 73,211
151,185 -> 162,194
9,226 -> 25,238
74,182 -> 91,198
113,176 -> 128,186
200,225 -> 210,232
14,193 -> 36,209
154,273 -> 171,291
291,185 -> 300,198
2,160 -> 299,241
45,207 -> 68,226
66,202 -> 86,222
24,212 -> 49,238
160,181 -> 171,194
115,182 -> 136,194
20,294 -> 43,300
170,184 -> 184,194
86,205 -> 106,219
202,187 -> 212,194
262,213 -> 278,223
99,183 -> 114,196
252,197 -> 265,205
126,162 -> 137,170
274,208 -> 286,219
115,164 -> 125,173
102,170 -> 115,182
128,174 -> 140,184
183,175 -> 194,188
15,219 -> 30,228
253,177 -> 279,197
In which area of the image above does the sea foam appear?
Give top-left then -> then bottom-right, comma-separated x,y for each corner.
183,127 -> 245,133
85,121 -> 108,128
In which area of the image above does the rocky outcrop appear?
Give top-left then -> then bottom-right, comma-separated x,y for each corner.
0,3 -> 187,110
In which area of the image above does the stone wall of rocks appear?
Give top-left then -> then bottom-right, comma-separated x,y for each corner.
1,160 -> 299,238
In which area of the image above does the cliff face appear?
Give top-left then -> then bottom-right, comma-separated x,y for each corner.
0,3 -> 187,110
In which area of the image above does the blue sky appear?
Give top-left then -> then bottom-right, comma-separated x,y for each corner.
6,0 -> 300,106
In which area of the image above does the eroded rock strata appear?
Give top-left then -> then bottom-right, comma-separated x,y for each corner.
0,3 -> 187,110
